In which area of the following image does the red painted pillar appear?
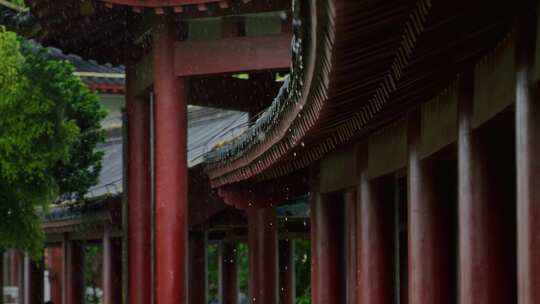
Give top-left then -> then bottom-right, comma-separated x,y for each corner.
357,173 -> 394,304
46,246 -> 63,304
515,8 -> 539,304
407,111 -> 454,304
311,192 -> 344,304
458,72 -> 515,304
24,255 -> 43,304
63,239 -> 84,304
248,207 -> 278,304
8,250 -> 20,286
153,17 -> 188,304
126,64 -> 151,304
219,241 -> 238,304
279,239 -> 295,304
344,189 -> 357,304
1,250 -> 4,304
103,228 -> 122,304
189,230 -> 207,304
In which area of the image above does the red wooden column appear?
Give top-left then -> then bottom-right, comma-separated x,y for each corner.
458,72 -> 515,304
46,246 -> 63,304
279,239 -> 295,304
1,251 -> 4,303
126,64 -> 151,304
8,250 -> 20,286
103,228 -> 122,304
153,17 -> 188,304
357,172 -> 394,304
515,8 -> 540,304
311,192 -> 344,304
24,255 -> 43,304
219,241 -> 238,304
407,112 -> 453,304
344,189 -> 357,304
247,207 -> 278,304
189,230 -> 208,304
63,238 -> 84,304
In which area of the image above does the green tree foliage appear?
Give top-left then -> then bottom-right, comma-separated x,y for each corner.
4,0 -> 25,8
0,28 -> 106,257
46,54 -> 106,202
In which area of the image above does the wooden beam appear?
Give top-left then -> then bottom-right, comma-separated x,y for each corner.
175,34 -> 291,77
100,0 -> 219,7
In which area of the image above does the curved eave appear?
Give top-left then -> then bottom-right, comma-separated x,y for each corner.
99,0 -> 229,8
205,0 -> 514,188
205,0 -> 414,187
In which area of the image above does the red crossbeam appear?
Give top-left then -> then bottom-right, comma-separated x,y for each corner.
175,33 -> 292,77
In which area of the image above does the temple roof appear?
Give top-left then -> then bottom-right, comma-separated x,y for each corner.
87,106 -> 247,198
204,0 -> 515,188
45,45 -> 126,92
5,0 -> 289,64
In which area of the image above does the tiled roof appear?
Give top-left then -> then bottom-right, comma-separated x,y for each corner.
86,106 -> 248,198
45,46 -> 126,91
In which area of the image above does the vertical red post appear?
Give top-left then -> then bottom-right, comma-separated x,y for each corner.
153,17 -> 188,304
126,65 -> 151,304
24,255 -> 43,304
45,246 -> 63,304
344,189 -> 357,304
247,207 -> 278,304
279,239 -> 295,304
311,192 -> 344,304
357,172 -> 394,304
458,72 -> 515,304
1,250 -> 4,303
63,238 -> 84,304
515,7 -> 539,304
219,241 -> 238,304
103,227 -> 123,304
189,230 -> 208,304
407,111 -> 454,304
8,250 -> 20,287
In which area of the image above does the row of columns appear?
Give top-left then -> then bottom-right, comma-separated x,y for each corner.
310,10 -> 539,304
187,215 -> 297,304
2,232 -> 122,304
127,16 -> 299,304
